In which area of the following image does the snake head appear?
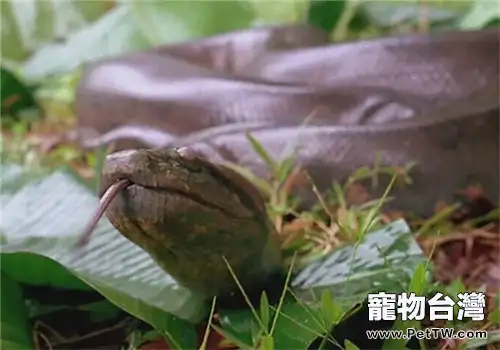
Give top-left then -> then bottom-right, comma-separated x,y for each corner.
96,148 -> 282,297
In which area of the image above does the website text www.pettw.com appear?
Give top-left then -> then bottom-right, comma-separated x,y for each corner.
366,328 -> 488,340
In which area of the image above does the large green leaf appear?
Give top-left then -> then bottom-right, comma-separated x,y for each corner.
21,3 -> 151,81
293,219 -> 426,303
1,0 -> 113,62
0,273 -> 34,350
1,253 -> 91,290
460,0 -> 500,29
0,165 -> 203,348
307,0 -> 346,33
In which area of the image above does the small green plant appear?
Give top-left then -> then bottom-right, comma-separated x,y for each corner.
226,131 -> 416,265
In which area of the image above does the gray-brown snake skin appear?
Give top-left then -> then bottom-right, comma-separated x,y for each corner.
75,25 -> 500,215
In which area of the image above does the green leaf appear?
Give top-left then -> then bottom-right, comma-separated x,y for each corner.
460,0 -> 500,29
212,325 -> 254,349
382,318 -> 413,350
162,323 -> 198,350
23,0 -> 304,80
80,300 -> 122,323
0,165 -> 204,347
220,302 -> 326,349
129,0 -> 255,46
267,302 -> 328,348
359,1 -> 460,28
0,273 -> 34,350
489,309 -> 500,325
89,144 -> 108,193
346,166 -> 373,186
483,18 -> 500,28
0,163 -> 51,195
250,0 -> 308,25
1,253 -> 91,290
0,1 -> 25,61
344,339 -> 361,350
21,3 -> 151,81
216,307 -> 256,346
276,156 -> 297,184
260,292 -> 270,331
260,335 -> 274,350
292,220 -> 427,308
222,162 -> 273,197
307,0 -> 346,32
407,260 -> 430,295
1,66 -> 41,125
331,181 -> 347,208
441,278 -> 466,299
246,132 -> 278,174
1,0 -> 113,62
320,289 -> 343,326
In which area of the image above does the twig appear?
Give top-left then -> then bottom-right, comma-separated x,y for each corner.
51,319 -> 130,346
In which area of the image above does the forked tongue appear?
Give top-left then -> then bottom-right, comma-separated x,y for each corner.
76,179 -> 131,248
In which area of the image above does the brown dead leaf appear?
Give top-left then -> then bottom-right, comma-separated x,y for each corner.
345,182 -> 371,206
280,217 -> 316,247
430,233 -> 499,290
421,220 -> 499,290
434,200 -> 452,214
282,166 -> 308,194
381,210 -> 406,224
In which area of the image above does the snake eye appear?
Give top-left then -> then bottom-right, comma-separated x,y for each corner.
176,146 -> 204,160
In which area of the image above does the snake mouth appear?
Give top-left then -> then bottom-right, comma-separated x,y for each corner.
77,175 -> 239,248
132,182 -> 237,216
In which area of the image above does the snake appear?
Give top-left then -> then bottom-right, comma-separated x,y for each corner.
74,25 -> 499,298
